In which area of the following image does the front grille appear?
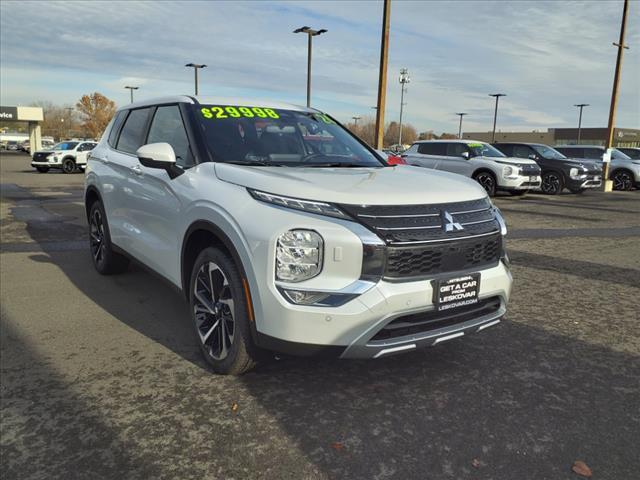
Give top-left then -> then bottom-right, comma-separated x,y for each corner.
521,164 -> 541,175
32,152 -> 50,162
339,197 -> 499,245
386,234 -> 501,279
370,296 -> 502,342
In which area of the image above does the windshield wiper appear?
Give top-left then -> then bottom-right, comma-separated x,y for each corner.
303,162 -> 369,168
223,160 -> 280,167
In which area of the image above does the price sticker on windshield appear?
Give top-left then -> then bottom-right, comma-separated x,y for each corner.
201,106 -> 280,120
468,143 -> 483,148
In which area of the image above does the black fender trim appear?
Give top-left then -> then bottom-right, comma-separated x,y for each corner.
255,332 -> 346,358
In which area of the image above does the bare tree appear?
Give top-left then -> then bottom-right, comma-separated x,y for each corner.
76,92 -> 117,140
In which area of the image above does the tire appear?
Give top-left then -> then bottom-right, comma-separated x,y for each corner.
88,201 -> 130,275
62,158 -> 76,174
189,247 -> 259,375
473,171 -> 497,197
541,172 -> 564,195
611,169 -> 634,191
36,167 -> 49,173
509,190 -> 527,196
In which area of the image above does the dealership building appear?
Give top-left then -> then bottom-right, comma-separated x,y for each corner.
462,127 -> 640,147
0,105 -> 44,151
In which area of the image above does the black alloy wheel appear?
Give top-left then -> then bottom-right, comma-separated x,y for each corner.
474,172 -> 497,197
612,170 -> 634,191
541,172 -> 563,195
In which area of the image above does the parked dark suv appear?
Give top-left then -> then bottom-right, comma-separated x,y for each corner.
494,143 -> 602,195
554,145 -> 639,191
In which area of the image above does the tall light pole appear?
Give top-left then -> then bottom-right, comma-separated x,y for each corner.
293,26 -> 327,107
65,107 -> 73,138
456,112 -> 468,139
352,116 -> 361,128
489,93 -> 506,143
574,103 -> 589,144
604,0 -> 629,192
185,63 -> 207,95
125,86 -> 139,104
398,68 -> 410,146
374,0 -> 391,149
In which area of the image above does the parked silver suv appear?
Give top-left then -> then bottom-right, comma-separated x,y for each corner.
402,140 -> 541,196
85,96 -> 513,374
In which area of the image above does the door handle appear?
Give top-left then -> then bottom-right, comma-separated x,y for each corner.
131,165 -> 143,175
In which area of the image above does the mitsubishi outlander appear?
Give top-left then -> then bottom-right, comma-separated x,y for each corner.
85,96 -> 513,374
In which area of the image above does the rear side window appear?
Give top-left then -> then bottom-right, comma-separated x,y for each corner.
107,111 -> 127,148
495,144 -> 513,156
117,108 -> 152,154
418,143 -> 446,155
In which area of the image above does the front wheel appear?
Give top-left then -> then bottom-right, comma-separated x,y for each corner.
612,170 -> 634,191
190,247 -> 260,375
62,158 -> 76,174
473,171 -> 497,197
541,172 -> 564,195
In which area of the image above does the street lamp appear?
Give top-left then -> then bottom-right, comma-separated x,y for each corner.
293,26 -> 327,107
65,107 -> 73,138
574,103 -> 589,144
455,112 -> 468,139
125,86 -> 139,103
185,63 -> 207,95
352,116 -> 361,128
398,68 -> 410,146
489,93 -> 506,143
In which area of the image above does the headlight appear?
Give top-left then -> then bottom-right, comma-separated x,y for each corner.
570,168 -> 578,177
276,230 -> 323,282
502,166 -> 514,177
249,189 -> 349,219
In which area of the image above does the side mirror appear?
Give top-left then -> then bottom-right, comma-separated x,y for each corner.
136,143 -> 183,179
461,151 -> 470,160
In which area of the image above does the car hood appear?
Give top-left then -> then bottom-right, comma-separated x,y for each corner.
213,163 -> 488,205
482,156 -> 538,166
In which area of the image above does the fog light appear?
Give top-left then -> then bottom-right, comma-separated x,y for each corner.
276,230 -> 323,282
282,289 -> 330,305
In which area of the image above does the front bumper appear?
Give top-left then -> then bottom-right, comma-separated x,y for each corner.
31,159 -> 61,168
500,175 -> 541,190
255,260 -> 512,359
567,174 -> 602,190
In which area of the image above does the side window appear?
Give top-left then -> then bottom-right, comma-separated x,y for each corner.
583,148 -> 603,160
77,143 -> 88,152
513,145 -> 532,159
107,111 -> 127,148
446,143 -> 468,157
147,106 -> 194,167
116,108 -> 152,154
418,143 -> 446,155
495,144 -> 512,156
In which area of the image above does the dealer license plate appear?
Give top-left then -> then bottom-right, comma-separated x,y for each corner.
433,273 -> 480,312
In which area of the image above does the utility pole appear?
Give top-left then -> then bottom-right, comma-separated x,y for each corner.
398,68 -> 410,146
604,0 -> 629,192
125,86 -> 139,104
456,112 -> 468,139
489,93 -> 506,143
293,26 -> 327,107
574,103 -> 589,144
65,107 -> 73,138
374,0 -> 391,149
352,116 -> 361,128
185,63 -> 207,95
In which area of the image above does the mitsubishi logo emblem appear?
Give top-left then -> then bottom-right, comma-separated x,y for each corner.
441,211 -> 464,232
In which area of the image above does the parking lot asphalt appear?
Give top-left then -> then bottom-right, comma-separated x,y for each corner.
1,151 -> 639,480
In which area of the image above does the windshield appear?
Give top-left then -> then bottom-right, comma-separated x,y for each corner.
532,144 -> 567,160
195,105 -> 383,167
53,142 -> 78,150
612,149 -> 631,160
467,142 -> 506,158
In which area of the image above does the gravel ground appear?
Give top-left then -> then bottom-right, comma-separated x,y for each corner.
1,152 -> 639,480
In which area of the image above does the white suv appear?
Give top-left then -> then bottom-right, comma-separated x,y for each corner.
402,140 -> 542,196
85,96 -> 513,374
31,141 -> 97,173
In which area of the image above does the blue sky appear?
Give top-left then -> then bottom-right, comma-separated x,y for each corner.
1,0 -> 638,134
